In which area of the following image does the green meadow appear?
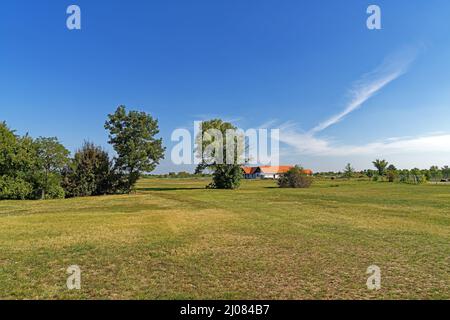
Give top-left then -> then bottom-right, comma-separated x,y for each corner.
0,178 -> 449,299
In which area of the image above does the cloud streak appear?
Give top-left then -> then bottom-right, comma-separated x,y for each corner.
278,130 -> 450,157
310,49 -> 417,134
270,47 -> 450,164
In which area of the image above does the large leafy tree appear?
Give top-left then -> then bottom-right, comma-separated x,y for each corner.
34,137 -> 70,199
105,106 -> 165,192
0,122 -> 36,177
0,122 -> 36,199
195,119 -> 244,189
372,159 -> 389,176
0,122 -> 18,176
1,123 -> 70,200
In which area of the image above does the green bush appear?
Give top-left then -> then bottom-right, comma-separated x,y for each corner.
399,173 -> 427,185
278,166 -> 313,188
62,142 -> 115,197
387,170 -> 398,183
45,183 -> 65,199
0,176 -> 33,200
207,165 -> 242,189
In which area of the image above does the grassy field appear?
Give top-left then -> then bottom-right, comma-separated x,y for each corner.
0,178 -> 449,300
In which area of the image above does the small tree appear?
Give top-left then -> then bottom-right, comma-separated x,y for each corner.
365,169 -> 376,179
34,137 -> 70,199
105,106 -> 165,193
62,142 -> 116,197
278,166 -> 313,188
195,119 -> 244,189
387,164 -> 396,171
386,170 -> 398,182
442,166 -> 450,181
373,159 -> 389,176
343,163 -> 355,180
429,166 -> 442,184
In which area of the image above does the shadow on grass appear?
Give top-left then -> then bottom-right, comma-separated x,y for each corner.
137,187 -> 206,192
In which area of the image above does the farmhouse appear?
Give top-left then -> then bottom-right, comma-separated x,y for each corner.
242,166 -> 313,179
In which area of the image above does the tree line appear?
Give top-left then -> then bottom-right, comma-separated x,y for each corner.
2,108 -> 448,200
0,106 -> 165,200
333,159 -> 450,184
0,114 -> 248,200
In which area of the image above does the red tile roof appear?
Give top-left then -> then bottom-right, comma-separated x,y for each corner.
242,167 -> 253,174
242,166 -> 313,175
258,166 -> 294,174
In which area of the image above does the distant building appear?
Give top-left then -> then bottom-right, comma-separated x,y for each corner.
242,166 -> 313,179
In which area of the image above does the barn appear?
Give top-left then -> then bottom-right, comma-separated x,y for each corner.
242,166 -> 313,179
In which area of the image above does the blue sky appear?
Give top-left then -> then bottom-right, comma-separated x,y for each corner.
1,0 -> 450,173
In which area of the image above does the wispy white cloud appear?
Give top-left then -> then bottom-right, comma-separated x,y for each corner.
278,129 -> 450,157
264,47 -> 450,166
257,119 -> 280,129
310,48 -> 418,134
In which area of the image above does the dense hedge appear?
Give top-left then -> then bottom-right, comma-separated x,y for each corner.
1,105 -> 165,200
0,176 -> 33,200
